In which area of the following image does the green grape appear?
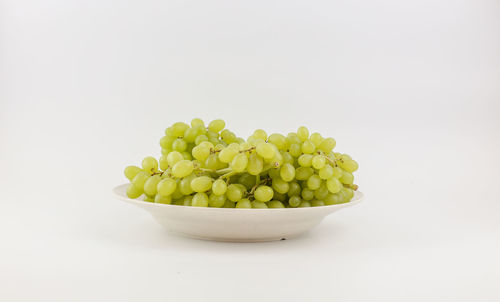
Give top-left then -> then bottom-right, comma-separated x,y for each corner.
191,176 -> 213,192
226,184 -> 244,202
310,132 -> 323,146
286,133 -> 302,145
247,136 -> 265,146
192,145 -> 211,162
324,193 -> 340,205
179,175 -> 195,195
301,188 -> 314,200
343,188 -> 354,201
157,178 -> 177,196
254,186 -> 274,202
164,127 -> 175,137
206,130 -> 219,140
195,134 -> 209,145
256,142 -> 275,160
311,200 -> 325,207
253,129 -> 267,140
339,154 -> 352,161
268,133 -> 286,149
312,155 -> 326,169
183,127 -> 198,143
223,200 -> 236,208
209,193 -> 226,207
167,151 -> 184,166
221,129 -> 236,143
126,184 -> 143,199
218,147 -> 238,163
314,184 -> 329,200
124,165 -> 142,181
238,173 -> 256,190
212,179 -> 227,195
332,166 -> 343,178
295,167 -> 314,180
191,118 -> 205,128
171,160 -> 194,178
208,119 -> 225,133
171,122 -> 189,137
318,138 -> 336,152
171,185 -> 183,200
340,171 -> 354,184
268,168 -> 281,179
298,201 -> 311,207
289,195 -> 301,207
160,136 -> 175,149
161,148 -> 170,156
326,177 -> 342,193
181,151 -> 192,160
159,155 -> 168,171
192,192 -> 209,207
231,153 -> 248,172
297,126 -> 309,142
272,178 -> 289,194
209,137 -> 220,145
172,138 -> 187,152
236,199 -> 252,208
172,198 -> 183,205
287,182 -> 301,197
289,143 -> 302,157
301,140 -> 316,154
132,171 -> 150,189
155,194 -> 172,204
298,154 -> 313,167
340,159 -> 359,173
280,163 -> 295,182
239,142 -> 252,151
204,154 -> 219,170
267,201 -> 285,208
142,156 -> 158,174
182,195 -> 193,206
194,125 -> 207,136
251,201 -> 268,209
281,151 -> 294,164
319,165 -> 334,179
144,175 -> 162,196
307,175 -> 321,190
273,192 -> 287,201
144,195 -> 154,202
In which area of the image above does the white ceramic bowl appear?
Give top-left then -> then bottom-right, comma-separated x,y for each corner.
113,184 -> 364,242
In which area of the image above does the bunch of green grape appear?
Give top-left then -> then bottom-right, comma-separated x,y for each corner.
124,119 -> 359,208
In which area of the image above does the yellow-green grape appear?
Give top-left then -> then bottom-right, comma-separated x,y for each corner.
332,166 -> 343,178
132,171 -> 150,189
208,119 -> 225,133
165,127 -> 175,137
297,126 -> 309,142
236,199 -> 252,208
310,132 -> 323,146
253,129 -> 267,140
339,154 -> 352,161
155,194 -> 172,204
280,163 -> 295,182
319,138 -> 336,153
301,140 -> 316,154
295,167 -> 314,180
181,151 -> 192,160
194,125 -> 207,136
307,175 -> 321,190
238,173 -> 256,190
192,145 -> 211,162
286,133 -> 302,145
167,151 -> 184,166
289,195 -> 302,207
231,153 -> 248,172
272,178 -> 289,194
144,195 -> 154,202
171,122 -> 189,137
206,130 -> 219,139
171,160 -> 194,178
191,118 -> 205,128
223,200 -> 236,208
171,186 -> 183,200
179,174 -> 196,195
301,188 -> 314,200
254,186 -> 274,202
192,192 -> 209,207
343,188 -> 354,201
161,148 -> 170,156
226,184 -> 244,202
157,178 -> 177,196
183,127 -> 198,143
314,184 -> 329,200
298,201 -> 311,207
281,151 -> 294,164
311,200 -> 325,207
209,193 -> 226,207
159,155 -> 168,171
172,198 -> 183,205
267,151 -> 283,168
204,154 -> 219,170
218,147 -> 238,163
288,182 -> 301,197
124,166 -> 142,181
195,134 -> 209,145
289,143 -> 302,157
273,192 -> 286,201
312,155 -> 326,169
251,201 -> 268,209
221,129 -> 237,143
247,136 -> 265,146
298,154 -> 313,167
182,195 -> 193,206
268,168 -> 281,179
212,179 -> 227,195
190,176 -> 213,192
256,142 -> 275,160
126,184 -> 143,199
144,175 -> 162,196
319,165 -> 334,179
341,159 -> 359,173
326,177 -> 342,193
172,138 -> 187,152
141,156 -> 158,174
160,136 -> 175,149
268,133 -> 286,149
340,171 -> 354,184
324,193 -> 340,205
267,200 -> 285,208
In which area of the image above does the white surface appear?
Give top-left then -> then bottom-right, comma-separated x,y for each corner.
1,0 -> 500,301
113,184 -> 364,242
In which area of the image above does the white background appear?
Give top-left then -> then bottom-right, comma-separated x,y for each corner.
1,0 -> 499,301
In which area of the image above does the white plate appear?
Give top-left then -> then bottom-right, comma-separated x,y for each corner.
113,184 -> 364,242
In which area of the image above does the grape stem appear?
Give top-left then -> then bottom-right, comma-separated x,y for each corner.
239,147 -> 256,153
220,171 -> 237,179
215,167 -> 233,174
344,184 -> 358,191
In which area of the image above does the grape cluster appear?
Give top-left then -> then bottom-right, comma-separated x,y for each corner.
124,119 -> 359,208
